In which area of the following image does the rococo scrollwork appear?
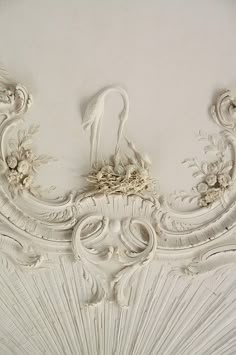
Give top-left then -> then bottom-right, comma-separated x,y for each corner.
0,68 -> 236,307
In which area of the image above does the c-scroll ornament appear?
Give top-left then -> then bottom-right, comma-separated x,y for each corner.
72,195 -> 159,307
0,67 -> 236,307
72,87 -> 159,306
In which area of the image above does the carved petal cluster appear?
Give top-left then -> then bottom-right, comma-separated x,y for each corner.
0,125 -> 54,197
0,69 -> 235,313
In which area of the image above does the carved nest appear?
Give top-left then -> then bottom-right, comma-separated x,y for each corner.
86,141 -> 154,196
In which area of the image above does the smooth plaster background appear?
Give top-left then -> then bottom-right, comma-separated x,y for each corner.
0,0 -> 235,196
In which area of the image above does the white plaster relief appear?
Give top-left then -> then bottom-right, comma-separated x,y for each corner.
0,69 -> 235,310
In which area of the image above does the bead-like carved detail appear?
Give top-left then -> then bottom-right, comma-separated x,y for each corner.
0,67 -> 236,311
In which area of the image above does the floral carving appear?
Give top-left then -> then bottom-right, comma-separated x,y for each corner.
0,69 -> 236,317
196,159 -> 232,207
176,132 -> 234,207
0,125 -> 54,197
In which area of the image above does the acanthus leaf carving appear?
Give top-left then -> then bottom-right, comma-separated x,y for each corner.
72,198 -> 158,307
182,244 -> 236,276
0,233 -> 43,273
0,67 -> 235,308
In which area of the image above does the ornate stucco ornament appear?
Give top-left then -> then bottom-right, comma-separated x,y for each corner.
82,87 -> 154,197
2,125 -> 54,197
0,68 -> 236,308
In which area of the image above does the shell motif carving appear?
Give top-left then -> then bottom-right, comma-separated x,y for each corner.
0,67 -> 235,308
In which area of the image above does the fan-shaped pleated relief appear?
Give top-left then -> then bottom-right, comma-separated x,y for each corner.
0,259 -> 235,355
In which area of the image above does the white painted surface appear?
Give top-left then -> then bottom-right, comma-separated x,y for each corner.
0,0 -> 236,195
0,1 -> 236,354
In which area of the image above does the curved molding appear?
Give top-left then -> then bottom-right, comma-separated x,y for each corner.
0,69 -> 236,307
0,232 -> 43,272
72,196 -> 158,307
183,244 -> 236,275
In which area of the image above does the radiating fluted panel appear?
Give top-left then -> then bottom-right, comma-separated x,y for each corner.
0,259 -> 235,355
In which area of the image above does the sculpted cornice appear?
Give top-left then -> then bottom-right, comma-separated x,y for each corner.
0,69 -> 236,307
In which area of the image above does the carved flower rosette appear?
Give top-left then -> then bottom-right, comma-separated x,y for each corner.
0,69 -> 236,308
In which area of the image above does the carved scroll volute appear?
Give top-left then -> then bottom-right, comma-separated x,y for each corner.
158,90 -> 236,252
1,65 -> 236,314
119,217 -> 157,266
71,196 -> 159,308
183,244 -> 236,276
0,82 -> 33,171
211,90 -> 236,132
72,214 -> 112,264
0,84 -> 32,118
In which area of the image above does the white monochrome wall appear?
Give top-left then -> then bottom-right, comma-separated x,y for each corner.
0,1 -> 235,354
0,0 -> 236,194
